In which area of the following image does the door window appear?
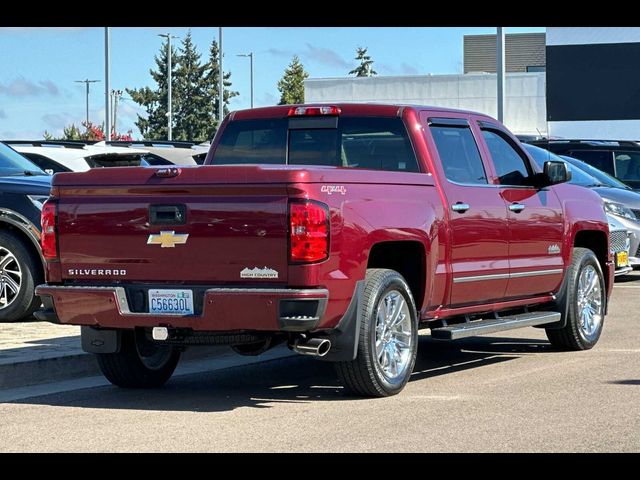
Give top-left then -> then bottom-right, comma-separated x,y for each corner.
481,130 -> 532,186
429,125 -> 487,184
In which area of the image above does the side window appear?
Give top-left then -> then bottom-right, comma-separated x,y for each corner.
567,150 -> 614,176
481,129 -> 531,186
21,153 -> 69,173
614,151 -> 640,181
430,125 -> 487,184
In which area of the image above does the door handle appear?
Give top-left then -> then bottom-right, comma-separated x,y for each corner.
509,203 -> 525,213
451,202 -> 470,213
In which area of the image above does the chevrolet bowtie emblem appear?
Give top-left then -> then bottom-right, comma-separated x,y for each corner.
147,231 -> 189,248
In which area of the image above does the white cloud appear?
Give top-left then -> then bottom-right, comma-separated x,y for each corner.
0,77 -> 60,97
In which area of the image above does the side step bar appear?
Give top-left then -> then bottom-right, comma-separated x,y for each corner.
430,311 -> 561,340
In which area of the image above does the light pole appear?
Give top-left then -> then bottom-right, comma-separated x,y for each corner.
218,27 -> 224,125
496,27 -> 506,123
158,33 -> 179,140
105,27 -> 111,140
237,52 -> 254,108
75,79 -> 101,128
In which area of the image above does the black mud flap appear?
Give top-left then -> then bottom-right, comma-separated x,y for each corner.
317,281 -> 364,362
81,326 -> 122,354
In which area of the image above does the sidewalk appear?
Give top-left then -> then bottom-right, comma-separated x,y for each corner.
0,320 -> 237,390
0,320 -> 82,366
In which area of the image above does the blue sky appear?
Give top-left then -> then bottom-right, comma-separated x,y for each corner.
0,26 -> 544,140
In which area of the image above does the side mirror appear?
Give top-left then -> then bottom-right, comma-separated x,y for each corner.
543,160 -> 571,186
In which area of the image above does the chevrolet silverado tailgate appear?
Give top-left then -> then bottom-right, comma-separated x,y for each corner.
54,166 -> 289,284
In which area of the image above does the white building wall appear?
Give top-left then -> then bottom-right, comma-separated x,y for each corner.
305,72 -> 547,135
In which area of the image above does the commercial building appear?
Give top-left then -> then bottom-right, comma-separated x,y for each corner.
546,27 -> 640,140
464,32 -> 545,73
305,73 -> 547,135
305,28 -> 640,140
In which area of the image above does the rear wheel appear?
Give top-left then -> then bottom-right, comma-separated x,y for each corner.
96,329 -> 180,388
0,230 -> 42,322
546,247 -> 605,350
335,269 -> 418,397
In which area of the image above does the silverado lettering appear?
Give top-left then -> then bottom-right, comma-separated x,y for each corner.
67,269 -> 127,276
35,104 -> 613,397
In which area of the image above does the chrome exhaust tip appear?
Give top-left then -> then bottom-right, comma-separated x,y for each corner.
290,338 -> 331,357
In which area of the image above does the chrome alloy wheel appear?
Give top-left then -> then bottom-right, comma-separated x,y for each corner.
0,247 -> 22,310
576,264 -> 603,340
374,290 -> 413,381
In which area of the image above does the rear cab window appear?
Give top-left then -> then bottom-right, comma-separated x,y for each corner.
212,116 -> 420,173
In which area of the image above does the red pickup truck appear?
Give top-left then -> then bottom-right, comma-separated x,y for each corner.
35,104 -> 613,397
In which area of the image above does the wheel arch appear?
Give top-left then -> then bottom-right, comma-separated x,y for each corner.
366,240 -> 427,311
0,215 -> 44,271
573,229 -> 609,294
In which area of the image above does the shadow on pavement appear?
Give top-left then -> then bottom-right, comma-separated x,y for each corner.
13,335 -> 550,412
608,379 -> 640,385
614,272 -> 640,283
0,335 -> 81,362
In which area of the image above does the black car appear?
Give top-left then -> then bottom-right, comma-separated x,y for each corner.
0,142 -> 51,321
526,139 -> 640,190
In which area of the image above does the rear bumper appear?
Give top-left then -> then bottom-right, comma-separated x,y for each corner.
35,285 -> 328,332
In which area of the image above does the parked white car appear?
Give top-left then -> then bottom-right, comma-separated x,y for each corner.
6,141 -> 160,173
107,141 -> 209,165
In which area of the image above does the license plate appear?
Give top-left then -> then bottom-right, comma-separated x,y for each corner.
148,289 -> 194,315
616,251 -> 629,268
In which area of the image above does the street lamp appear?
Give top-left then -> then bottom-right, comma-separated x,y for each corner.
237,52 -> 254,108
75,79 -> 100,127
158,33 -> 179,140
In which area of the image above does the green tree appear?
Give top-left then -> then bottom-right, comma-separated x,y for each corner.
277,55 -> 308,105
127,38 -> 180,139
173,31 -> 210,141
349,47 -> 377,77
204,38 -> 239,140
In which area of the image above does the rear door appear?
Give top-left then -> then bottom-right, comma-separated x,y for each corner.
477,120 -> 564,299
423,114 -> 509,307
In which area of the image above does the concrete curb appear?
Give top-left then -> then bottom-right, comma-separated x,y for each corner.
0,344 -> 238,390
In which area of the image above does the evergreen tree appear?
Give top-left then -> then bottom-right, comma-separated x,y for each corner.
204,38 -> 238,140
173,31 -> 210,141
127,38 -> 180,139
277,55 -> 308,105
349,47 -> 377,77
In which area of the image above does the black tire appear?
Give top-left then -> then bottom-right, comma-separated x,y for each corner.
0,230 -> 43,322
546,247 -> 606,351
334,268 -> 419,397
96,330 -> 180,388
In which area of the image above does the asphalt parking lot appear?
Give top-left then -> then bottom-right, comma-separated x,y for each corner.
1,272 -> 639,452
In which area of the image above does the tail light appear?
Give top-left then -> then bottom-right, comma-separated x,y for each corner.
41,199 -> 58,261
287,105 -> 341,117
289,201 -> 329,263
